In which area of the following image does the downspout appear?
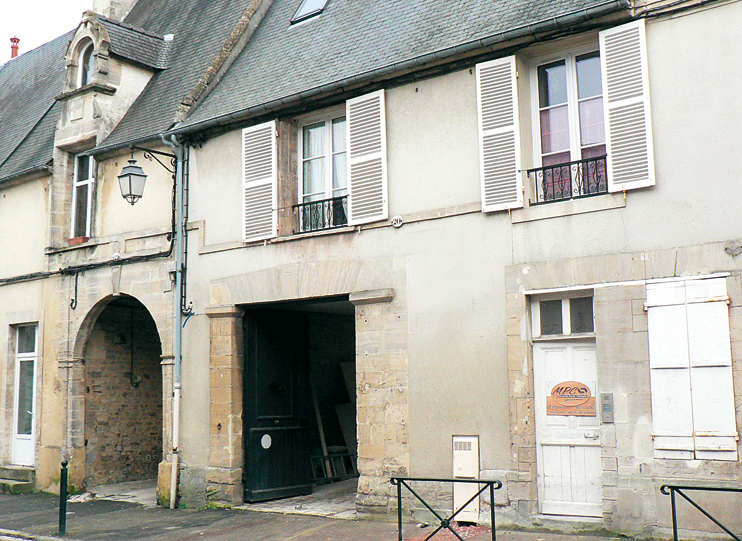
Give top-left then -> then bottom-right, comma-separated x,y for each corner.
162,134 -> 184,509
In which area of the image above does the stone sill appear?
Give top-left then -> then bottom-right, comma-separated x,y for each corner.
511,192 -> 625,224
55,82 -> 117,101
532,332 -> 596,342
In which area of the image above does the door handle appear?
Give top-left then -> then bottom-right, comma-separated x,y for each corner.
583,433 -> 599,440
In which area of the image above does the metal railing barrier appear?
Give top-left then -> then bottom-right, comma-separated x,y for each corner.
390,476 -> 503,541
661,484 -> 742,541
527,155 -> 607,205
293,195 -> 348,233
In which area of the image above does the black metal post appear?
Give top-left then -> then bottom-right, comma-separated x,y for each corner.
59,460 -> 68,535
397,479 -> 403,541
490,482 -> 496,541
670,487 -> 677,541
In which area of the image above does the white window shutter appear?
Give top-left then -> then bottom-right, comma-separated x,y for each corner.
242,121 -> 277,242
647,278 -> 739,460
476,56 -> 522,212
600,20 -> 655,193
346,90 -> 388,225
647,298 -> 694,458
686,280 -> 738,459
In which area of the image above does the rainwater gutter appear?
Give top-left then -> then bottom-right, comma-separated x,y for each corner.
167,0 -> 630,137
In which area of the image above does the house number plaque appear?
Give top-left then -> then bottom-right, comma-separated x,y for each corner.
546,380 -> 596,416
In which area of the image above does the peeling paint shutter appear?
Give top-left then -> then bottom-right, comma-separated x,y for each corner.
242,121 -> 277,242
346,90 -> 387,225
476,56 -> 522,212
646,278 -> 738,460
600,20 -> 655,193
685,280 -> 738,459
646,282 -> 694,459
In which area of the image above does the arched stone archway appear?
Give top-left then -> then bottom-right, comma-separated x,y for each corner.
78,295 -> 163,487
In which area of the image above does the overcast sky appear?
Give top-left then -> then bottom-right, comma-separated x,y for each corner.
1,1 -> 93,63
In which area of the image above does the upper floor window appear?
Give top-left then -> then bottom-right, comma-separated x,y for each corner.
71,154 -> 94,240
476,20 -> 655,213
296,112 -> 348,232
291,0 -> 330,24
530,49 -> 607,204
241,90 -> 387,243
77,41 -> 94,88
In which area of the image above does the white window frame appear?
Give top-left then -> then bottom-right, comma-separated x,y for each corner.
70,154 -> 95,239
291,0 -> 330,24
12,324 -> 39,466
77,40 -> 94,88
529,42 -> 605,169
296,106 -> 347,205
531,291 -> 595,340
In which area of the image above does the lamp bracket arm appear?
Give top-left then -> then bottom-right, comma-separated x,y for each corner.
129,145 -> 176,174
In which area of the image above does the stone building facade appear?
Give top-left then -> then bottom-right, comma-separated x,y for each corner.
1,0 -> 742,538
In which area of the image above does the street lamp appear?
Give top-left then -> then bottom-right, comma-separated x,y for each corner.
117,157 -> 147,205
117,146 -> 176,205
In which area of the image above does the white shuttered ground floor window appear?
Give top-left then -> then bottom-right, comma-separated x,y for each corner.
646,276 -> 739,461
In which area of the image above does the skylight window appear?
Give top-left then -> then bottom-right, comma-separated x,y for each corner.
291,0 -> 329,23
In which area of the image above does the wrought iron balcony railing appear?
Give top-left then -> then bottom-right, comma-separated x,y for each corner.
527,155 -> 607,205
293,195 -> 348,233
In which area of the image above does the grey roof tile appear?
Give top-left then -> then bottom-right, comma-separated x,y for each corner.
0,31 -> 71,183
100,18 -> 170,69
98,0 -> 251,151
180,0 -> 628,130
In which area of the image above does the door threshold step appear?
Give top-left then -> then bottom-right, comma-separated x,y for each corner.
0,479 -> 34,494
0,466 -> 35,483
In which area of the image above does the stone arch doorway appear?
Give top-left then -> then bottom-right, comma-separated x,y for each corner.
81,295 -> 163,488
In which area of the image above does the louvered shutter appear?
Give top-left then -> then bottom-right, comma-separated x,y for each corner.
346,90 -> 387,225
242,121 -> 277,242
600,20 -> 655,193
476,56 -> 522,212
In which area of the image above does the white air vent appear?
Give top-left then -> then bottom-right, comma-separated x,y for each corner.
453,435 -> 479,523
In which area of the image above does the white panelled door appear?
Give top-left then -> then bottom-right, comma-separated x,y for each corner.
534,342 -> 601,517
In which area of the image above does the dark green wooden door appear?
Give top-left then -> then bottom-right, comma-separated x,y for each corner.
243,310 -> 312,502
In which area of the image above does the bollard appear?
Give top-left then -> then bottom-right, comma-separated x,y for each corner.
59,460 -> 68,535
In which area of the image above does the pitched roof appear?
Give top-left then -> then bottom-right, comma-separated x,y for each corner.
176,0 -> 630,133
0,31 -> 71,183
96,0 -> 253,151
100,17 -> 171,70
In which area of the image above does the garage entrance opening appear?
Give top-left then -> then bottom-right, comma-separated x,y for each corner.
83,296 -> 163,488
243,296 -> 357,503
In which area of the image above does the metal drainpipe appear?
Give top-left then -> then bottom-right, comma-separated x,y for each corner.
163,134 -> 184,509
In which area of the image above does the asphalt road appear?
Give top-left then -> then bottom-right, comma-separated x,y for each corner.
0,493 -> 635,541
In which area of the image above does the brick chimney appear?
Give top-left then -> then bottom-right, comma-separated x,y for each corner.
10,37 -> 19,58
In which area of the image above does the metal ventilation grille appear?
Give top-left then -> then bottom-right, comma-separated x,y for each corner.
454,440 -> 473,451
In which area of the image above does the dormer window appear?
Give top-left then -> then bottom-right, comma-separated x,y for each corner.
291,0 -> 329,23
78,41 -> 94,88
